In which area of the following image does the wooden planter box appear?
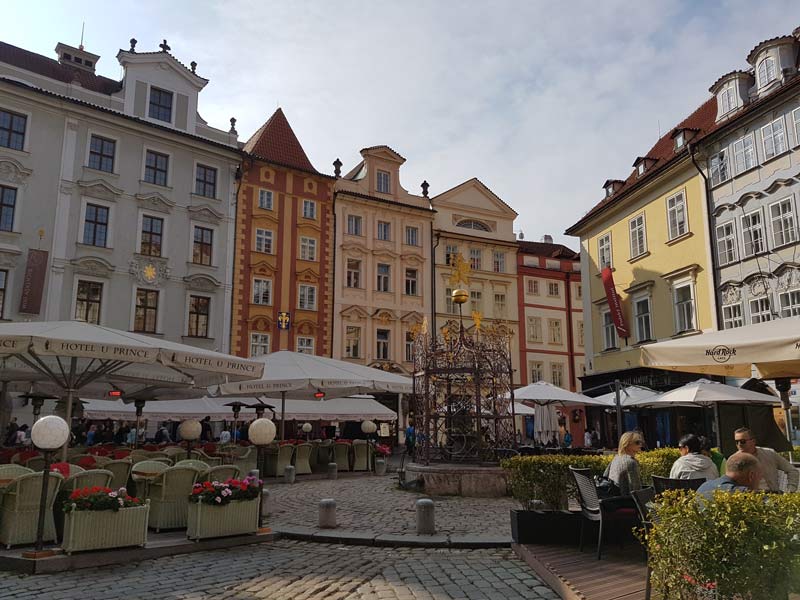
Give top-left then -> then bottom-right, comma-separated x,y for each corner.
187,498 -> 259,540
510,508 -> 581,545
62,502 -> 150,555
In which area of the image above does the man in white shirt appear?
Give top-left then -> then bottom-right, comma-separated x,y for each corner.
734,427 -> 798,493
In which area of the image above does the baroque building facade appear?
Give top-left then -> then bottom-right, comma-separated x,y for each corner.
0,38 -> 239,351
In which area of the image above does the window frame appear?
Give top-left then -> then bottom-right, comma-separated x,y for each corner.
0,269 -> 7,320
757,56 -> 777,88
601,308 -> 618,350
302,199 -> 316,220
666,190 -> 688,240
550,362 -> 564,388
346,214 -> 363,236
298,284 -> 317,311
470,290 -> 482,314
296,336 -> 315,354
719,83 -> 737,115
633,294 -> 652,343
598,233 -> 613,270
445,244 -> 459,266
376,263 -> 391,293
87,134 -> 116,173
133,287 -> 160,334
732,133 -> 756,174
376,328 -> 390,360
143,149 -> 170,187
469,248 -> 482,271
74,278 -> 104,324
457,219 -> 491,232
547,281 -> 560,297
494,292 -> 506,317
405,226 -> 419,246
0,107 -> 28,152
139,213 -> 165,258
299,236 -> 317,261
346,258 -> 362,288
673,280 -> 696,334
749,296 -> 773,324
194,164 -> 218,199
82,202 -> 110,248
345,326 -> 361,358
254,228 -> 274,254
147,86 -> 174,124
0,185 -> 17,233
769,196 -> 797,248
761,116 -> 787,161
252,278 -> 273,305
250,332 -> 271,357
187,294 -> 211,338
526,316 -> 542,343
793,107 -> 800,149
778,288 -> 800,318
192,225 -> 214,266
530,361 -> 544,383
709,149 -> 730,186
258,189 -> 273,210
492,251 -> 505,273
376,170 -> 391,194
715,221 -> 738,265
548,318 -> 563,345
628,213 -> 647,259
722,302 -> 744,329
377,220 -> 391,241
404,268 -> 418,296
740,208 -> 766,258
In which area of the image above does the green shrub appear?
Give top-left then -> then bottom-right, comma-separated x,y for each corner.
644,490 -> 800,599
793,446 -> 800,462
638,448 -> 681,486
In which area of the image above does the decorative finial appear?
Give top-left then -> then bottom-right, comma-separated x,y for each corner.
333,158 -> 342,178
229,117 -> 237,134
129,38 -> 137,52
448,253 -> 471,288
159,39 -> 170,53
421,180 -> 429,198
190,61 -> 197,73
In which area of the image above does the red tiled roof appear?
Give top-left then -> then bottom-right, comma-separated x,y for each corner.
243,108 -> 318,174
566,96 -> 718,235
360,145 -> 406,161
0,41 -> 122,95
518,240 -> 579,260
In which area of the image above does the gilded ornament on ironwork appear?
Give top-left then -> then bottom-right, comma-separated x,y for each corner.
448,253 -> 471,287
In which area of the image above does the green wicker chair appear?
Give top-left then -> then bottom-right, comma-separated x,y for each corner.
174,459 -> 209,471
162,446 -> 186,458
233,446 -> 257,474
54,469 -> 114,541
276,445 -> 295,476
352,440 -> 370,472
0,465 -> 33,480
309,442 -> 320,471
24,456 -> 47,472
67,454 -> 95,466
104,459 -> 133,490
0,471 -> 63,548
189,450 -> 222,467
199,465 -> 241,483
333,443 -> 351,472
318,440 -> 333,466
145,466 -> 200,531
129,451 -> 153,464
294,443 -> 312,475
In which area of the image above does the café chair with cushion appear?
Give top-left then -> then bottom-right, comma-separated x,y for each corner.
309,442 -> 319,471
173,459 -> 209,472
0,471 -> 63,548
651,475 -> 705,495
199,464 -> 241,483
352,440 -> 370,472
570,466 -> 638,560
145,466 -> 200,531
54,469 -> 114,541
294,443 -> 313,475
276,444 -> 295,477
11,451 -> 40,465
68,454 -> 96,466
333,442 -> 351,472
104,459 -> 133,490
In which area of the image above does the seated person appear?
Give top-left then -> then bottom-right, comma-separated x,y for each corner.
734,428 -> 799,493
669,434 -> 719,481
699,436 -> 726,475
697,452 -> 761,499
605,431 -> 644,496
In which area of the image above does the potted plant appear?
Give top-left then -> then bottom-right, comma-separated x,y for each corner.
187,476 -> 261,540
373,444 -> 391,476
61,486 -> 149,554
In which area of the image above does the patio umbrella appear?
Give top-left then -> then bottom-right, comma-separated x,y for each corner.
533,403 -> 559,444
210,351 -> 412,439
627,379 -> 781,407
513,381 -> 604,406
0,321 -> 263,458
591,385 -> 661,407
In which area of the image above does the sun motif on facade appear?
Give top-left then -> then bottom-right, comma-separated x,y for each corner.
142,263 -> 157,283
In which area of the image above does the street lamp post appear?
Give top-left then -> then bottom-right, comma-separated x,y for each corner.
248,418 -> 276,529
134,399 -> 146,449
301,422 -> 313,441
178,419 -> 202,460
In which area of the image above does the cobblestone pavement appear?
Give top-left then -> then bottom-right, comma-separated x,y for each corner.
267,476 -> 517,537
0,540 -> 558,600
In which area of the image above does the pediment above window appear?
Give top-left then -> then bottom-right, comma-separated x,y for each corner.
183,273 -> 221,291
78,179 -> 124,201
250,260 -> 277,276
136,191 -> 176,214
187,204 -> 224,224
296,267 -> 319,283
341,305 -> 369,320
0,158 -> 32,185
72,255 -> 115,278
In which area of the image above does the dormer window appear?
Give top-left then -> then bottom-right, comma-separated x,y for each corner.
377,170 -> 391,193
637,163 -> 645,176
603,180 -> 623,197
757,56 -> 777,88
148,87 -> 173,123
719,84 -> 736,114
605,185 -> 614,198
675,131 -> 685,149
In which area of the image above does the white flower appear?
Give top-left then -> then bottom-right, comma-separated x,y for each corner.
118,487 -> 127,495
118,497 -> 124,506
215,496 -> 222,503
109,491 -> 118,498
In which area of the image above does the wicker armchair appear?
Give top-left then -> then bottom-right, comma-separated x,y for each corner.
54,469 -> 114,541
232,446 -> 257,474
104,459 -> 133,490
352,440 -> 370,472
318,440 -> 333,466
0,465 -> 33,480
68,454 -> 96,466
0,472 -> 63,548
199,465 -> 241,483
144,466 -> 200,531
277,445 -> 295,476
294,443 -> 312,475
24,456 -> 47,471
174,459 -> 209,471
333,443 -> 351,472
189,449 -> 222,467
162,446 -> 187,459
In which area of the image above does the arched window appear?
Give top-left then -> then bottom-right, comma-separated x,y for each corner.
456,219 -> 491,232
757,56 -> 777,88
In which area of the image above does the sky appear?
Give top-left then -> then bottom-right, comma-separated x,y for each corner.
3,1 -> 797,247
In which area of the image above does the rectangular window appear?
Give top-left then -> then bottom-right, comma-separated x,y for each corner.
252,278 -> 272,305
445,245 -> 459,265
709,150 -> 730,186
148,87 -> 173,122
377,170 -> 391,193
602,310 -> 617,350
551,363 -> 564,388
405,331 -> 414,363
469,248 -> 482,271
741,210 -> 765,257
404,268 -> 418,296
377,221 -> 391,241
405,226 -> 419,246
526,316 -> 542,343
255,228 -> 273,254
140,215 -> 163,257
530,362 -> 544,383
470,290 -> 482,313
376,329 -> 390,360
187,295 -> 210,337
193,226 -> 213,265
258,189 -> 273,210
494,293 -> 506,316
0,185 -> 16,232
298,284 -> 317,310
144,150 -> 169,186
722,303 -> 744,329
667,191 -> 687,240
577,320 -> 584,346
716,222 -> 737,265
0,109 -> 26,151
0,269 -> 6,319
88,135 -> 115,172
345,326 -> 361,358
297,336 -> 314,354
674,284 -> 695,333
75,280 -> 102,324
548,319 -> 562,344
779,289 -> 800,317
82,203 -> 109,247
750,297 -> 773,323
346,259 -> 361,288
770,198 -> 797,247
598,234 -> 612,269
733,134 -> 756,173
493,251 -> 505,273
347,214 -> 363,236
634,296 -> 652,342
194,164 -> 217,198
250,333 -> 270,357
547,282 -> 560,297
794,108 -> 800,149
376,263 -> 391,292
134,289 -> 159,333
576,284 -> 583,299
300,237 -> 317,261
761,117 -> 786,160
719,84 -> 736,114
629,214 -> 647,258
526,279 -> 539,295
302,199 -> 316,219
445,288 -> 455,314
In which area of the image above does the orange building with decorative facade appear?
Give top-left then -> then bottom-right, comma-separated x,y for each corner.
231,109 -> 335,357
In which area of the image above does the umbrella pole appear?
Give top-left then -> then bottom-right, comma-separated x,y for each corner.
280,391 -> 286,441
713,402 -> 722,449
614,380 -> 623,444
61,388 -> 75,461
775,378 -> 794,442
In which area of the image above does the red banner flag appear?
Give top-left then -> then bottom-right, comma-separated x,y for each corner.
18,249 -> 49,315
601,267 -> 629,338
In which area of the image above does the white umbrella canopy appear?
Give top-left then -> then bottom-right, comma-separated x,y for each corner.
513,402 -> 536,416
533,403 -> 559,444
628,379 -> 781,407
592,385 -> 661,407
514,381 -> 608,406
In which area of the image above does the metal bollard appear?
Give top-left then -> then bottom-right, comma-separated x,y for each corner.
416,498 -> 435,535
284,465 -> 296,484
261,488 -> 271,518
319,498 -> 337,528
327,462 -> 338,480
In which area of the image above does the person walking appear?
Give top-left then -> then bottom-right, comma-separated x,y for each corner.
405,420 -> 416,459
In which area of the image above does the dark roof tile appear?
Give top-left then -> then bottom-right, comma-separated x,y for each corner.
518,240 -> 579,260
243,108 -> 319,174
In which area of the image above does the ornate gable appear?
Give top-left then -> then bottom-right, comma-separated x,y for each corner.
250,259 -> 277,276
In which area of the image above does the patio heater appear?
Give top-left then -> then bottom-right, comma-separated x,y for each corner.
25,415 -> 70,558
225,401 -> 248,443
134,399 -> 146,449
19,390 -> 59,423
178,419 -> 202,460
248,418 -> 276,529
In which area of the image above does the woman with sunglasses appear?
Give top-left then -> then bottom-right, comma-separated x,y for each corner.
604,431 -> 645,496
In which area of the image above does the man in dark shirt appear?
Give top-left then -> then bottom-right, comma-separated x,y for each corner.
697,452 -> 761,500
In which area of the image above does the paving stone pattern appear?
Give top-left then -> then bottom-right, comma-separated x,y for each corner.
268,476 -> 517,537
0,540 -> 559,600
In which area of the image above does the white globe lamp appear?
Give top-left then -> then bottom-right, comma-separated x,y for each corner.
361,420 -> 377,435
249,418 -> 277,446
178,419 -> 202,460
301,422 -> 313,433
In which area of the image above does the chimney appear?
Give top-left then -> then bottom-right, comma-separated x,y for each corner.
55,42 -> 99,74
541,234 -> 553,244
